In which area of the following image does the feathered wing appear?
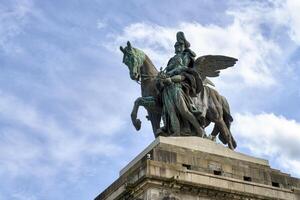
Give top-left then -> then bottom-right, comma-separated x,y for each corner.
194,55 -> 238,82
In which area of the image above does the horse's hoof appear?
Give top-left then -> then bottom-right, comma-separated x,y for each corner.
211,136 -> 216,141
133,119 -> 141,130
228,143 -> 234,150
171,132 -> 181,137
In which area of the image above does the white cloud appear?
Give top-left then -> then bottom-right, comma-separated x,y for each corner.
0,0 -> 33,53
11,193 -> 37,200
0,128 -> 42,177
97,20 -> 106,29
275,0 -> 300,44
232,113 -> 300,176
278,0 -> 300,44
107,20 -> 280,88
0,91 -> 123,179
107,0 -> 300,90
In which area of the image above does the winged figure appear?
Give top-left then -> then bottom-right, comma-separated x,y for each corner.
120,32 -> 238,150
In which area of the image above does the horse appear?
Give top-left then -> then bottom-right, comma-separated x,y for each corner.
120,42 -> 162,138
120,41 -> 237,149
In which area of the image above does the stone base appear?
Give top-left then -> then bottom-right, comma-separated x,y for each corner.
95,137 -> 300,200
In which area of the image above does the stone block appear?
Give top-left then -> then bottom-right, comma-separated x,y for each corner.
96,137 -> 300,200
228,181 -> 245,193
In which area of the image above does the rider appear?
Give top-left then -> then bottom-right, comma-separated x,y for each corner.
176,31 -> 208,127
157,32 -> 205,137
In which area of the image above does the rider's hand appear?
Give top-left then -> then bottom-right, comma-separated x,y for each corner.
163,77 -> 172,85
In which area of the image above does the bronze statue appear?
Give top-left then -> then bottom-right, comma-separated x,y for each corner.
156,38 -> 205,138
120,32 -> 237,150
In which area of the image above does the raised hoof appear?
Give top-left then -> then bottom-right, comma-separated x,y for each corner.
133,119 -> 141,131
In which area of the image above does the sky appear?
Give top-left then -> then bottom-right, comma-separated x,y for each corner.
0,0 -> 300,199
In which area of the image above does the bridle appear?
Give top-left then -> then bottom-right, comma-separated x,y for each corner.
135,73 -> 156,85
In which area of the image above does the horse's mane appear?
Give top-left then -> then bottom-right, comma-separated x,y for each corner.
133,48 -> 158,75
144,55 -> 158,74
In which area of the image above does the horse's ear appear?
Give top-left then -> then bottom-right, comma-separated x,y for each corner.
127,41 -> 132,50
120,46 -> 125,53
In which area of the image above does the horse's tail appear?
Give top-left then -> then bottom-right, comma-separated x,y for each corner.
220,95 -> 237,149
221,95 -> 233,128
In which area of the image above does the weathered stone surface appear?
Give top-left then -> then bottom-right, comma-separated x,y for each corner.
95,137 -> 300,200
120,137 -> 268,176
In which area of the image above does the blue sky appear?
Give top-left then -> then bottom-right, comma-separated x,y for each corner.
0,0 -> 300,199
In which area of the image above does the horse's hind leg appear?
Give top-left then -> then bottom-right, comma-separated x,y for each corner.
212,91 -> 234,149
221,123 -> 234,149
210,124 -> 219,141
207,105 -> 234,149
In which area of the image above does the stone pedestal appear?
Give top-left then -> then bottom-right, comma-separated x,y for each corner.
95,137 -> 300,200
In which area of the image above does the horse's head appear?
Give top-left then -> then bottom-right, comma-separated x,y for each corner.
120,41 -> 145,81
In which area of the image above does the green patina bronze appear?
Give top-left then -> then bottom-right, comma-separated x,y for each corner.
156,39 -> 204,137
120,32 -> 238,150
120,42 -> 145,81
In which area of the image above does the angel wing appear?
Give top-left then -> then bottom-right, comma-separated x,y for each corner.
194,55 -> 238,85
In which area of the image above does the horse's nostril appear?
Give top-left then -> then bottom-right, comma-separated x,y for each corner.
130,73 -> 136,80
130,73 -> 139,80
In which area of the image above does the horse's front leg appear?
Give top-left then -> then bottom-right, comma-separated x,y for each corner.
131,97 -> 142,130
131,96 -> 157,131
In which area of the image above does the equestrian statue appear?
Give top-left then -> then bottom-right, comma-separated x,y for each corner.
120,31 -> 237,150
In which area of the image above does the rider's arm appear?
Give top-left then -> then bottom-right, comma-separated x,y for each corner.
162,75 -> 184,85
171,75 -> 185,83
